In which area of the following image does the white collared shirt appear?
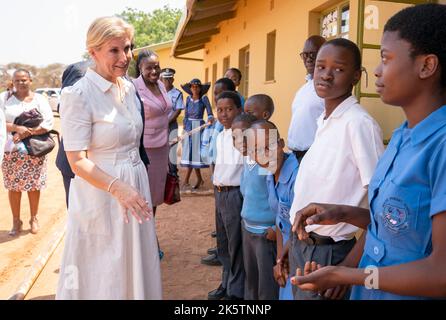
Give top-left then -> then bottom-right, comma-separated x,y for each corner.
287,75 -> 325,151
213,128 -> 244,186
1,93 -> 54,153
289,96 -> 385,241
60,68 -> 142,153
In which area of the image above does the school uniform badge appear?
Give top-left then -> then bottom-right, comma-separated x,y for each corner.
381,197 -> 409,233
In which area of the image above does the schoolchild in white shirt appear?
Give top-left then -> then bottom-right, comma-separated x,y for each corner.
280,38 -> 384,300
209,91 -> 244,300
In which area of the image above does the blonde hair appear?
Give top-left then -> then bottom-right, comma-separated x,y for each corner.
86,16 -> 134,52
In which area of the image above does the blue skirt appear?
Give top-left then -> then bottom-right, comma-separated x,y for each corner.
180,119 -> 209,168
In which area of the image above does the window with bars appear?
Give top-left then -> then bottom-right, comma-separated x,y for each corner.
321,2 -> 350,40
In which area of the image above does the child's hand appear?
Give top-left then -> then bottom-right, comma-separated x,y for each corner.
291,262 -> 344,295
207,118 -> 214,125
265,227 -> 276,241
273,263 -> 287,287
320,285 -> 351,300
277,244 -> 290,279
292,203 -> 345,241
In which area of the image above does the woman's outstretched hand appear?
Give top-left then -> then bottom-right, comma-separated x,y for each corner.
109,179 -> 153,224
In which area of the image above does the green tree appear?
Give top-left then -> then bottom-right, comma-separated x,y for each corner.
118,5 -> 182,48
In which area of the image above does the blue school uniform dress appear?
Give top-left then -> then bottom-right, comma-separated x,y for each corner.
180,95 -> 213,168
351,105 -> 446,300
266,153 -> 299,300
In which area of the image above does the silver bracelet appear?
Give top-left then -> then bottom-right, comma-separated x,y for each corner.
107,177 -> 119,192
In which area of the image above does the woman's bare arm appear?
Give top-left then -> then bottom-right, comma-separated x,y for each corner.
66,150 -> 152,224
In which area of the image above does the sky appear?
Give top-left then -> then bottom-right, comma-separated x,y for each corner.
0,0 -> 186,67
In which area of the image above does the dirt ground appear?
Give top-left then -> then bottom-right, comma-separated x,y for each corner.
0,117 -> 221,300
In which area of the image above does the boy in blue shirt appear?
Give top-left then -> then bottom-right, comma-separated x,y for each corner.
251,120 -> 299,300
238,94 -> 278,300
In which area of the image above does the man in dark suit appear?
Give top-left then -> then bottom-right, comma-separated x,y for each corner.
56,60 -> 150,208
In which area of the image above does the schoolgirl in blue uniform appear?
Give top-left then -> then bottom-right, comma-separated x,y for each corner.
290,4 -> 446,299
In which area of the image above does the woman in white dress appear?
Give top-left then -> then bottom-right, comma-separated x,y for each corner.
56,16 -> 162,300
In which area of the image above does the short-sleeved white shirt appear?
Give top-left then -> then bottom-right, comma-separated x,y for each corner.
60,68 -> 143,153
287,75 -> 325,151
289,96 -> 385,241
213,128 -> 244,186
1,93 -> 54,152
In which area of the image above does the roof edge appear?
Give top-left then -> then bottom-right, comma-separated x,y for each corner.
171,0 -> 196,58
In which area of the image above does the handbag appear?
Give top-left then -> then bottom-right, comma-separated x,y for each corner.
13,108 -> 59,157
22,130 -> 59,157
164,172 -> 181,205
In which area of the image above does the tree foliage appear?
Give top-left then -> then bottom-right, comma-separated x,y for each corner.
0,5 -> 183,92
118,5 -> 182,48
1,63 -> 64,91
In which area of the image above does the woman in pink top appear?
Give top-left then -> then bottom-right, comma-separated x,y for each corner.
133,50 -> 171,214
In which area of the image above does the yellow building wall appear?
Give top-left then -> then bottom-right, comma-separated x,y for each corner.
154,47 -> 204,97
203,0 -> 330,139
200,0 -> 430,142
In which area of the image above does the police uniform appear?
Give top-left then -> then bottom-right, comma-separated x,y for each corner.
160,68 -> 184,176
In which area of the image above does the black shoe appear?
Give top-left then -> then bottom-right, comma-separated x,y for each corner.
201,253 -> 222,266
208,284 -> 226,300
211,231 -> 217,238
222,295 -> 244,300
207,247 -> 218,255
